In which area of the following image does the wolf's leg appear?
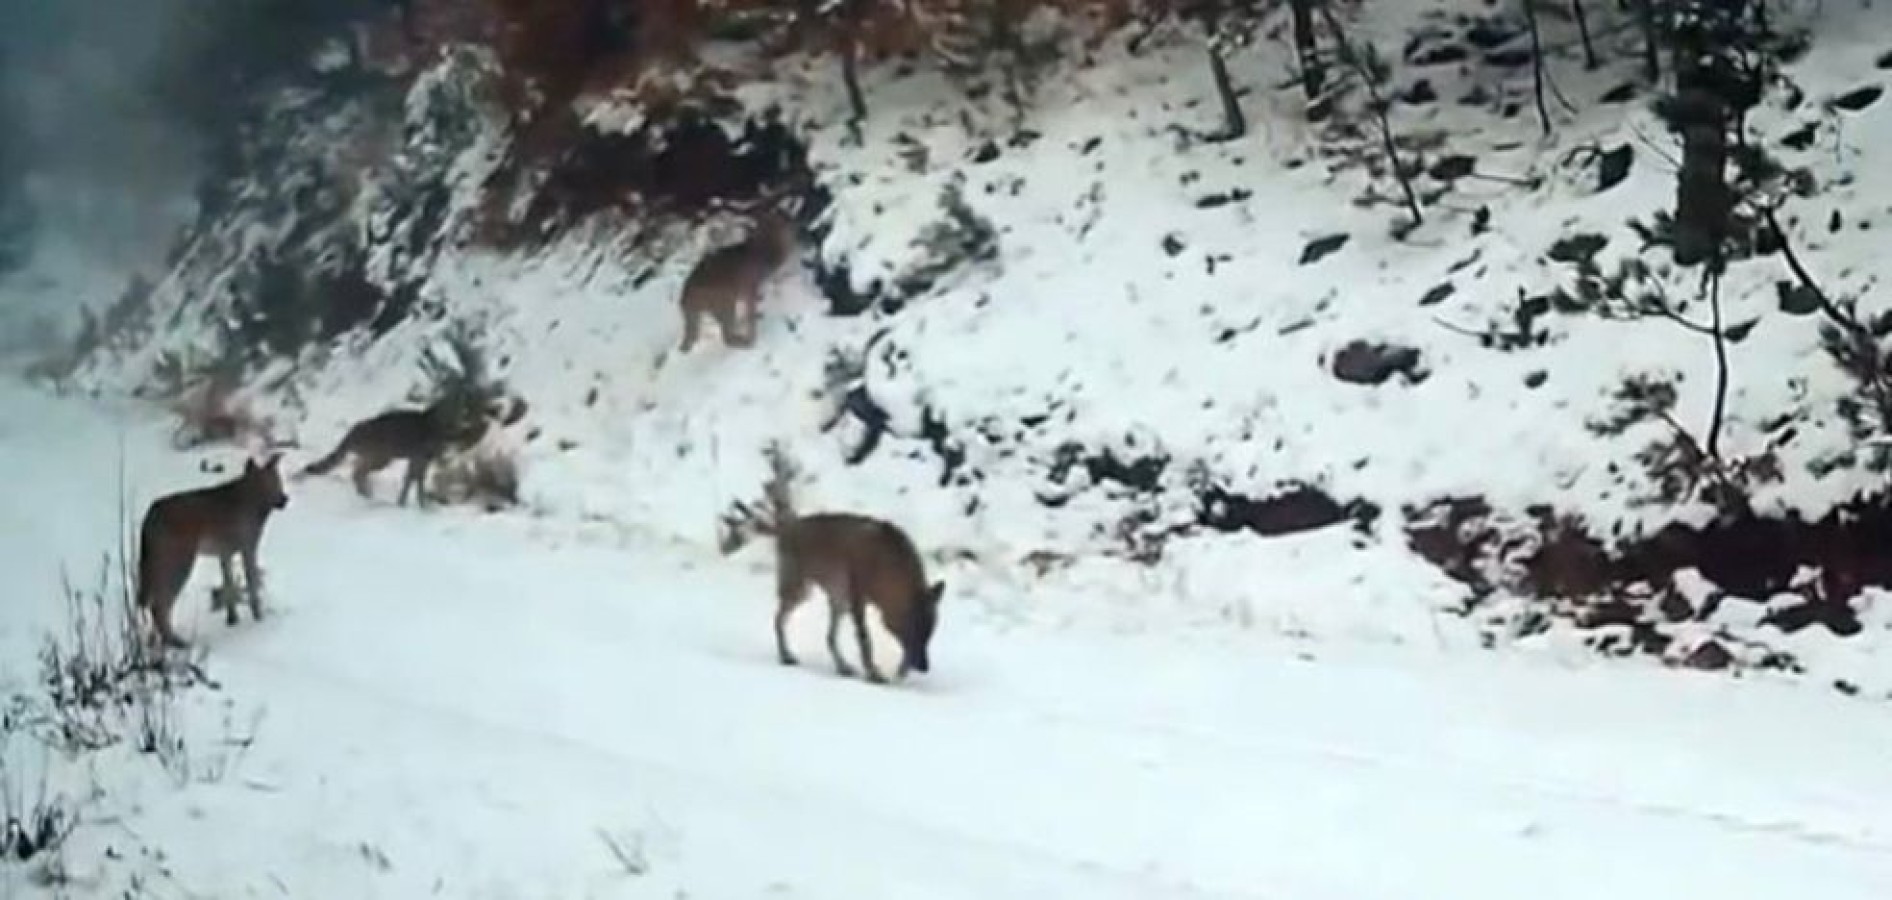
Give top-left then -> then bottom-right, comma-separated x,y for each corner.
147,555 -> 193,649
241,549 -> 266,621
851,595 -> 886,684
713,301 -> 743,349
825,589 -> 856,678
679,307 -> 703,353
218,554 -> 242,626
775,566 -> 810,667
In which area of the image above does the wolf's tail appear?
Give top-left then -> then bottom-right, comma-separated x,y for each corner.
299,439 -> 350,478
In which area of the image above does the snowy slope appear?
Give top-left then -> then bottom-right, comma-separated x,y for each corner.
7,381 -> 1892,898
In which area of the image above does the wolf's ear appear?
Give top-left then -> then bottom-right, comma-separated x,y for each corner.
243,457 -> 259,475
264,452 -> 283,470
927,580 -> 945,604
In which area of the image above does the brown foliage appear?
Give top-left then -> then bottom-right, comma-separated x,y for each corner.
489,0 -> 617,115
168,382 -> 273,452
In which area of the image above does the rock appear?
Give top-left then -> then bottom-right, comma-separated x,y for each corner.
1331,340 -> 1426,386
1683,639 -> 1733,671
1082,449 -> 1169,493
1576,599 -> 1641,629
1781,121 -> 1818,150
1547,232 -> 1608,265
1409,42 -> 1469,66
1523,369 -> 1548,389
1776,280 -> 1822,316
1764,597 -> 1863,637
1429,154 -> 1476,182
1597,144 -> 1633,193
1658,588 -> 1694,622
1485,47 -> 1534,68
1419,282 -> 1455,306
1299,233 -> 1350,265
1599,83 -> 1638,104
1465,20 -> 1521,49
1199,483 -> 1379,538
1402,80 -> 1438,105
1161,233 -> 1186,257
1832,85 -> 1883,113
1195,188 -> 1252,209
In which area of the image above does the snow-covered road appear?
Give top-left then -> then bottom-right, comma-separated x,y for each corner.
5,381 -> 1892,899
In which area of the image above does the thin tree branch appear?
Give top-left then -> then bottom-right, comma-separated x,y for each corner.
1314,0 -> 1422,224
1525,0 -> 1552,135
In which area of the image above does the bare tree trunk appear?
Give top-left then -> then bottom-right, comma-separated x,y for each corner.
1670,93 -> 1730,266
1667,24 -> 1734,268
840,36 -> 868,142
1314,0 -> 1422,225
1288,0 -> 1324,104
1206,41 -> 1246,141
1525,0 -> 1552,135
1570,0 -> 1598,69
1632,0 -> 1662,83
1703,260 -> 1729,464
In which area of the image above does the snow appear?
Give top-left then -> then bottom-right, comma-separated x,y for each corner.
7,379 -> 1892,898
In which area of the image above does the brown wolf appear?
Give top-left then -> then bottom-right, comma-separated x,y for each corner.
137,454 -> 290,649
299,401 -> 482,507
721,445 -> 944,683
677,191 -> 802,353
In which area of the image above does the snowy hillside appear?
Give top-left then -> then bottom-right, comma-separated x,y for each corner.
17,1 -> 1892,691
5,0 -> 1889,679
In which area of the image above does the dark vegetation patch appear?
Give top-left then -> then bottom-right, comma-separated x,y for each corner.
1404,492 -> 1892,680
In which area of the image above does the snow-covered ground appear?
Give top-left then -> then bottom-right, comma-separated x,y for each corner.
7,381 -> 1892,898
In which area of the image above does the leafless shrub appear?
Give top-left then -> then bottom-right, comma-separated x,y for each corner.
417,318 -> 510,427
431,439 -> 523,511
1589,373 -> 1779,511
596,827 -> 649,877
32,552 -> 212,766
0,732 -> 82,883
2,493 -> 222,882
151,345 -> 271,451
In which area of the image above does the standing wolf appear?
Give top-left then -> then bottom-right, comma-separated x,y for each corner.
137,454 -> 290,648
721,444 -> 945,684
299,400 -> 484,507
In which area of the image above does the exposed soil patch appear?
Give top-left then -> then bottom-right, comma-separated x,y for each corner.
1200,483 -> 1380,537
491,110 -> 816,245
1405,492 -> 1892,678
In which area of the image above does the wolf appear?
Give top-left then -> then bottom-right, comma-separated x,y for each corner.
299,400 -> 483,507
721,444 -> 944,683
676,186 -> 805,353
137,454 -> 290,648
